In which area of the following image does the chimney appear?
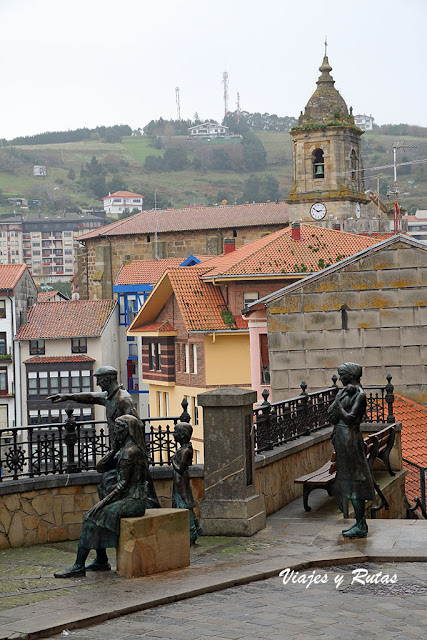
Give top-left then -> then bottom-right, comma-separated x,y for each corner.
291,221 -> 301,241
224,238 -> 236,254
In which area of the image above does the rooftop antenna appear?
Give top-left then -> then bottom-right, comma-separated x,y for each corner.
175,86 -> 181,121
223,71 -> 229,118
236,91 -> 241,123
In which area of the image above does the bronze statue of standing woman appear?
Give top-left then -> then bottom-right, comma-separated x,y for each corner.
327,363 -> 375,538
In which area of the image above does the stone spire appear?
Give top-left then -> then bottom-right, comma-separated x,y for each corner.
297,55 -> 353,127
317,55 -> 334,85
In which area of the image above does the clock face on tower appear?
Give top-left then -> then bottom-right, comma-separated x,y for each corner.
310,202 -> 327,220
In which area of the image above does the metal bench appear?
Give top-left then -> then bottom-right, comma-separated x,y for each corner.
294,425 -> 396,518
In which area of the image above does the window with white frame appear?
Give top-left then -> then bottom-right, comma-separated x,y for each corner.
192,344 -> 197,374
243,292 -> 259,307
184,343 -> 190,373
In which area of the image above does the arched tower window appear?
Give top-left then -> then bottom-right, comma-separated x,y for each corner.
351,149 -> 357,181
313,149 -> 324,179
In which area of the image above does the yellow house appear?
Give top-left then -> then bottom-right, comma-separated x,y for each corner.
127,266 -> 252,463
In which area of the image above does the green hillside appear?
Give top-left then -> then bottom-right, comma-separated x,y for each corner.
0,130 -> 425,215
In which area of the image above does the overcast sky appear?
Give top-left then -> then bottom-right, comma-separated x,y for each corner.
1,0 -> 426,140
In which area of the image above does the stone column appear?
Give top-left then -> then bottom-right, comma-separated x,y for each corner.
197,387 -> 266,536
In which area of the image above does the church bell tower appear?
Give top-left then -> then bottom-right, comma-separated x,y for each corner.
287,54 -> 369,224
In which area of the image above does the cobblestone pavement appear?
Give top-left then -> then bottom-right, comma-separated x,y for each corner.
49,563 -> 427,640
0,535 -> 286,612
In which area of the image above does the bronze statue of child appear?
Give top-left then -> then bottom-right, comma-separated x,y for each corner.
327,363 -> 376,539
54,415 -> 147,578
171,422 -> 202,545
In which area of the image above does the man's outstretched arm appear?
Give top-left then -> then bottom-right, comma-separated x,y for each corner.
47,392 -> 107,406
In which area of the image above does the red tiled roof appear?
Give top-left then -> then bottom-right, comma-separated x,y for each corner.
16,300 -> 116,340
200,224 -> 379,278
395,395 -> 427,468
394,394 -> 427,501
129,321 -> 175,333
116,259 -> 186,285
37,290 -> 69,302
78,202 -> 289,240
0,264 -> 28,290
115,255 -> 213,285
167,267 -> 247,332
102,191 -> 143,200
24,355 -> 95,364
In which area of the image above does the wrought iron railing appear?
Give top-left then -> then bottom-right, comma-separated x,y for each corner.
253,373 -> 396,454
0,399 -> 192,482
403,458 -> 427,518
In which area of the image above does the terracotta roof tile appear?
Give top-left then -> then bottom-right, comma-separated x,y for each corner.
24,355 -> 95,364
16,300 -> 116,340
393,394 -> 427,501
37,290 -> 69,302
0,264 -> 28,290
79,202 -> 289,240
115,255 -> 214,286
166,267 -> 245,332
201,224 -> 379,278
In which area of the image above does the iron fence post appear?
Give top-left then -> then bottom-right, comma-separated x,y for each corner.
256,389 -> 273,451
180,397 -> 191,423
385,373 -> 395,423
300,381 -> 310,435
64,407 -> 79,474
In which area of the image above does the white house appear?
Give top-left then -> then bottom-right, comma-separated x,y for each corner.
188,122 -> 229,138
354,114 -> 374,131
0,264 -> 38,435
15,299 -> 119,426
102,191 -> 144,216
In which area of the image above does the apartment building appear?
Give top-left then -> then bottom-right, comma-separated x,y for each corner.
0,212 -> 104,282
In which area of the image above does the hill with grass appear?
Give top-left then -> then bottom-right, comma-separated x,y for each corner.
0,124 -> 426,216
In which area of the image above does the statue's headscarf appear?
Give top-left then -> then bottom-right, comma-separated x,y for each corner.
337,362 -> 362,383
117,414 -> 146,452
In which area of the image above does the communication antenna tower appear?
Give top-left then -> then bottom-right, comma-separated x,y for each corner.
236,91 -> 241,123
175,87 -> 181,121
222,71 -> 229,118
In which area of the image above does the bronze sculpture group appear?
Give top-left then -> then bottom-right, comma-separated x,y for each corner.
49,366 -> 200,578
50,360 -> 374,578
327,362 -> 375,538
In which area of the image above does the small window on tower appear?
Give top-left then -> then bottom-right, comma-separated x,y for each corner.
313,149 -> 325,179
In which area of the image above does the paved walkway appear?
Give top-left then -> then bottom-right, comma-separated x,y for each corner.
0,492 -> 426,640
47,562 -> 427,640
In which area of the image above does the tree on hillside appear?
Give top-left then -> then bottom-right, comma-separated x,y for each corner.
210,147 -> 232,171
163,146 -> 188,171
242,133 -> 267,171
67,168 -> 76,181
102,152 -> 123,173
241,174 -> 280,203
108,174 -> 128,193
144,155 -> 165,172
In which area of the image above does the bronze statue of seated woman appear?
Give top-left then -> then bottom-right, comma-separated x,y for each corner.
54,415 -> 147,578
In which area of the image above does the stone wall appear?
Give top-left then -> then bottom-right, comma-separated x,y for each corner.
77,224 -> 285,300
255,428 -> 334,515
267,240 -> 427,404
0,467 -> 204,549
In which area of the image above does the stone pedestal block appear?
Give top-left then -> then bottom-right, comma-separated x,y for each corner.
117,508 -> 190,578
200,494 -> 266,536
198,387 -> 266,537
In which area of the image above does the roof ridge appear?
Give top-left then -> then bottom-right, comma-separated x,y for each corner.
395,393 -> 427,414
